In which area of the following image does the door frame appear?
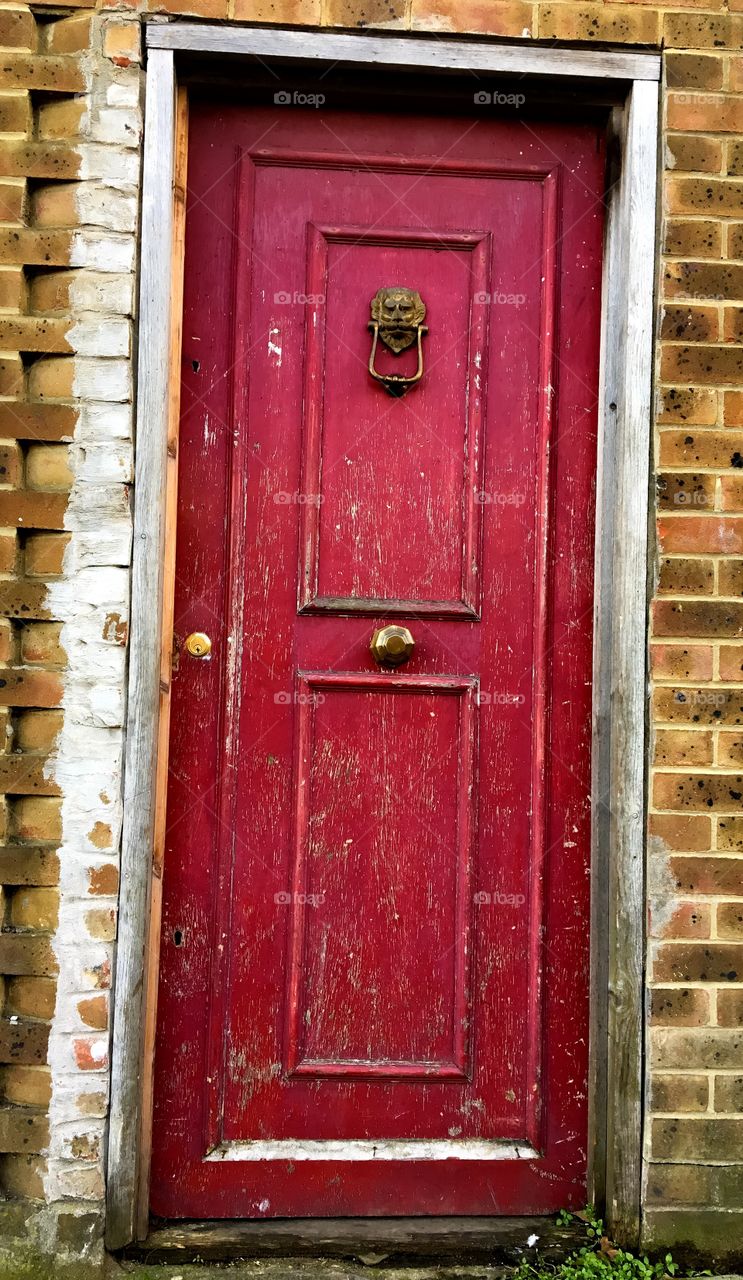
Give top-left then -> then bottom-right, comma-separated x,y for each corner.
106,24 -> 661,1251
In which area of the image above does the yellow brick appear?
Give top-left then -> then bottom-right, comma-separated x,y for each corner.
539,3 -> 658,42
0,9 -> 36,50
37,98 -> 87,142
0,532 -> 17,575
0,619 -> 13,662
5,976 -> 56,1021
27,357 -> 74,400
0,441 -> 22,487
0,1156 -> 46,1201
25,444 -> 73,491
25,533 -> 70,578
102,21 -> 141,63
0,92 -> 31,135
85,908 -> 115,942
9,887 -> 59,932
10,796 -> 62,843
0,1066 -> 52,1109
20,624 -> 67,667
31,183 -> 82,228
0,354 -> 24,397
0,181 -> 25,224
42,14 -> 93,54
664,12 -> 741,47
14,709 -> 63,752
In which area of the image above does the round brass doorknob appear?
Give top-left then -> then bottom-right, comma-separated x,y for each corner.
370,624 -> 414,666
184,631 -> 212,658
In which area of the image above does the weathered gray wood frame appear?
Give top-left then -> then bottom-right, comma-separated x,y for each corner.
107,26 -> 660,1252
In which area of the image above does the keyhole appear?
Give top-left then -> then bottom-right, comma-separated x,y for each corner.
173,928 -> 184,947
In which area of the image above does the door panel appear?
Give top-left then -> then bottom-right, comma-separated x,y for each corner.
151,98 -> 605,1219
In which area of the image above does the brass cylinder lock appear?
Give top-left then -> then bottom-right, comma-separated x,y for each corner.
184,632 -> 212,659
370,624 -> 415,667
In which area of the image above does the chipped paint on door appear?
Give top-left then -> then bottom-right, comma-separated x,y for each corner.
151,99 -> 606,1219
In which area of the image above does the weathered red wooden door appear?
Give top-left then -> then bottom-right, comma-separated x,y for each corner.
151,95 -> 605,1220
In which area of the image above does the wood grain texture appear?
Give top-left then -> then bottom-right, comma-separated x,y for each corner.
602,80 -> 659,1247
106,46 -> 176,1254
135,84 -> 189,1244
131,1215 -> 587,1262
146,23 -> 661,81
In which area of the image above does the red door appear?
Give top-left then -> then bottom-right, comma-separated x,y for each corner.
151,96 -> 605,1220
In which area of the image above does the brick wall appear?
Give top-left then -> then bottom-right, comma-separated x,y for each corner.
0,4 -> 140,1269
0,0 -> 742,1268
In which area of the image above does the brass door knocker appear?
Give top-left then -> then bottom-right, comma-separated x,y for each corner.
368,287 -> 428,397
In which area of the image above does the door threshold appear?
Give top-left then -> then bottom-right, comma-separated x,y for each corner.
127,1216 -> 586,1264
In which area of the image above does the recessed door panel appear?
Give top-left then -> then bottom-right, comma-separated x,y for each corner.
300,226 -> 490,615
285,674 -> 476,1081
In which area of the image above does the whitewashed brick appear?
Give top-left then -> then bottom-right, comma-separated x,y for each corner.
67,272 -> 133,315
74,526 -> 132,568
74,184 -> 138,233
68,319 -> 131,359
106,79 -> 140,109
76,403 -> 133,442
71,231 -> 135,273
78,144 -> 139,184
46,1165 -> 105,1202
91,108 -> 142,147
71,357 -> 132,402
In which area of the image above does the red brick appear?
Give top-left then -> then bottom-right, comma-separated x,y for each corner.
667,95 -> 743,134
721,477 -> 743,511
649,644 -> 713,680
650,900 -> 711,939
658,517 -> 743,554
649,813 -> 712,852
720,645 -> 743,679
411,0 -> 533,33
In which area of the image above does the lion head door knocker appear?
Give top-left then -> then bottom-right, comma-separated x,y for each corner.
368,287 -> 428,397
